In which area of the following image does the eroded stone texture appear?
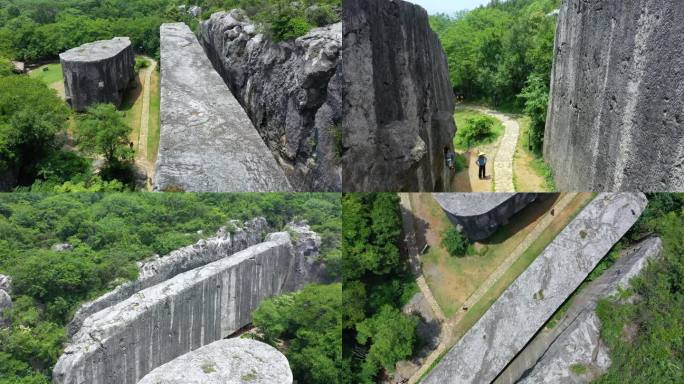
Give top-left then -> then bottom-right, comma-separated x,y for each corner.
423,193 -> 647,384
511,237 -> 662,384
138,338 -> 293,384
200,10 -> 342,192
0,274 -> 11,327
59,37 -> 135,112
433,193 -> 537,241
544,0 -> 684,191
53,227 -> 318,384
66,218 -> 269,338
154,23 -> 291,192
342,0 -> 456,192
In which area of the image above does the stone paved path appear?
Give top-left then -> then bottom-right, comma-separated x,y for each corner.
477,108 -> 519,192
136,58 -> 157,190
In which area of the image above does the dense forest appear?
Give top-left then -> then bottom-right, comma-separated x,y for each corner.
0,192 -> 341,384
430,0 -> 560,151
342,193 -> 419,383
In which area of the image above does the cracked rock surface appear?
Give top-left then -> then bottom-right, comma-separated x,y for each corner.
342,0 -> 456,192
200,10 -> 342,192
544,0 -> 684,191
154,23 -> 291,192
423,193 -> 647,384
138,338 -> 293,384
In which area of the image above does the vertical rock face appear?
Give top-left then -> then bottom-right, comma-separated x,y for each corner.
53,227 -> 319,384
433,193 -> 537,241
59,37 -> 135,112
342,0 -> 456,192
0,275 -> 11,327
66,218 -> 269,338
138,338 -> 293,384
199,10 -> 342,192
423,193 -> 647,384
154,23 -> 291,192
512,237 -> 663,384
544,0 -> 684,191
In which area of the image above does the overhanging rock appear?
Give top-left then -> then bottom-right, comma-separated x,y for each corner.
52,230 -> 313,384
138,338 -> 293,384
423,193 -> 647,384
433,193 -> 538,241
154,23 -> 291,192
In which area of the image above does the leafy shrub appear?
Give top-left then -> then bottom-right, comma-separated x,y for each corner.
305,4 -> 338,26
134,58 -> 149,72
442,227 -> 470,257
270,16 -> 312,42
457,115 -> 497,148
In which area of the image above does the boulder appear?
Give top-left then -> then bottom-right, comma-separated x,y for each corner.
0,289 -> 11,327
137,338 -> 292,384
59,37 -> 135,112
154,22 -> 291,192
544,0 -> 684,191
423,193 -> 647,384
51,243 -> 73,252
0,274 -> 10,292
199,10 -> 342,192
342,0 -> 456,191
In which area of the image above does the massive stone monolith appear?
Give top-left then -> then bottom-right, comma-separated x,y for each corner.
433,193 -> 538,241
154,23 -> 291,192
342,0 -> 457,192
423,193 -> 647,384
510,237 -> 663,384
200,10 -> 342,192
59,37 -> 135,112
53,227 -> 319,384
544,0 -> 684,191
66,217 -> 269,338
138,338 -> 293,384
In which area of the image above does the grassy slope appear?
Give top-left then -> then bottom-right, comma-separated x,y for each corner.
147,68 -> 160,163
514,116 -> 556,191
28,63 -> 63,85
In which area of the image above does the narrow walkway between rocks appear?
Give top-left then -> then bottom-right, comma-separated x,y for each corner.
474,108 -> 519,192
136,58 -> 156,190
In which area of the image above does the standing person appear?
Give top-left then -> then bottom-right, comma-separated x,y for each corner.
476,152 -> 487,179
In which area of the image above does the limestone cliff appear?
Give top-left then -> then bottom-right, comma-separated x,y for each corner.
342,0 -> 456,192
199,10 -> 342,192
544,0 -> 684,191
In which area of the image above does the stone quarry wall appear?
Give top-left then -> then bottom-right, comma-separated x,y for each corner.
342,0 -> 456,192
138,338 -> 293,384
53,227 -> 318,384
433,193 -> 538,241
544,0 -> 684,191
199,10 -> 342,192
512,237 -> 663,384
59,37 -> 135,112
66,217 -> 269,338
423,193 -> 647,384
154,23 -> 291,192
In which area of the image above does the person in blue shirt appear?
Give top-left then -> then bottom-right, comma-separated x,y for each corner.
476,152 -> 487,179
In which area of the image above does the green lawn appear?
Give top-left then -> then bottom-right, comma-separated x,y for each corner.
453,108 -> 504,150
29,63 -> 63,85
147,69 -> 160,163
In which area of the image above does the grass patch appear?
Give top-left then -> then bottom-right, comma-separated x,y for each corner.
28,63 -> 63,85
147,68 -> 161,163
515,116 -> 556,191
200,361 -> 216,373
570,363 -> 588,375
453,108 -> 504,150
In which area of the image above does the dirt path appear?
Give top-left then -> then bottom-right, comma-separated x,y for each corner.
135,58 -> 157,190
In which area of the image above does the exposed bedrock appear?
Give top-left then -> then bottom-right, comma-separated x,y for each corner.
423,193 -> 647,384
342,0 -> 457,192
138,338 -> 293,384
154,22 -> 291,192
543,0 -> 684,191
53,224 -> 320,384
506,237 -> 663,384
59,37 -> 135,112
0,274 -> 11,327
199,10 -> 342,192
433,193 -> 538,241
66,217 -> 269,338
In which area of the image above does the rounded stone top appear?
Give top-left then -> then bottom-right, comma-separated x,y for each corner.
59,37 -> 131,62
432,193 -> 518,217
137,338 -> 293,384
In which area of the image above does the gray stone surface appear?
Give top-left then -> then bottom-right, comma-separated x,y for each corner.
53,227 -> 318,384
66,218 -> 269,338
513,237 -> 663,384
138,338 -> 293,384
544,0 -> 684,191
342,0 -> 457,192
433,193 -> 538,241
0,289 -> 11,327
0,274 -> 10,292
423,193 -> 647,384
154,23 -> 291,192
51,243 -> 73,252
199,10 -> 342,192
59,37 -> 135,112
